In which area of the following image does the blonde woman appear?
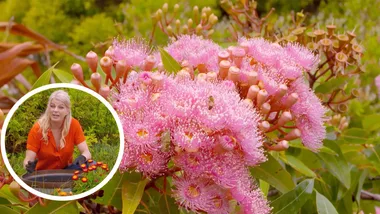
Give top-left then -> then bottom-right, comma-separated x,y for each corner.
23,90 -> 91,173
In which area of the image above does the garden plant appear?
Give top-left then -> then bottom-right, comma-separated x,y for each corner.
0,0 -> 379,213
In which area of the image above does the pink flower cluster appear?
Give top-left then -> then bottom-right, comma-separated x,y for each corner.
113,72 -> 270,213
237,38 -> 326,149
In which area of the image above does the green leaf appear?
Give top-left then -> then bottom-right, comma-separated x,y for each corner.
317,141 -> 351,189
316,190 -> 338,214
158,47 -> 181,74
26,201 -> 78,214
259,179 -> 270,196
271,179 -> 314,214
363,114 -> 380,131
122,179 -> 149,214
341,128 -> 371,144
289,141 -> 337,155
365,145 -> 380,175
282,154 -> 316,177
0,185 -> 27,206
31,62 -> 59,89
314,76 -> 348,93
95,171 -> 141,210
250,153 -> 295,193
355,170 -> 368,209
53,69 -> 73,83
0,205 -> 19,214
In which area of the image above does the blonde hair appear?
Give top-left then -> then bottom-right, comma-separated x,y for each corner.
38,90 -> 72,149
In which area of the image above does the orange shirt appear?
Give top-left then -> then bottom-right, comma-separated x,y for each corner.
26,118 -> 86,170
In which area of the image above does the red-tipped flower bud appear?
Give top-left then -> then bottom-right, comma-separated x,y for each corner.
91,73 -> 101,92
86,51 -> 98,73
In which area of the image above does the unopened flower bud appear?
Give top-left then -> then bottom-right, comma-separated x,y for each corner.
284,129 -> 301,141
195,24 -> 202,35
260,102 -> 271,115
232,47 -> 245,68
277,111 -> 292,127
86,51 -> 98,73
228,66 -> 240,83
239,42 -> 249,54
259,121 -> 270,132
219,60 -> 230,80
273,84 -> 288,102
176,69 -> 191,81
174,4 -> 179,13
284,93 -> 299,109
206,71 -> 217,82
218,51 -> 230,62
247,85 -> 260,101
71,63 -> 84,82
193,6 -> 199,22
91,73 -> 101,92
100,56 -> 112,77
162,3 -> 168,13
182,25 -> 189,34
256,89 -> 268,107
247,71 -> 258,86
143,55 -> 156,71
99,85 -> 110,99
197,64 -> 207,73
151,73 -> 164,88
115,60 -> 128,83
187,19 -> 193,28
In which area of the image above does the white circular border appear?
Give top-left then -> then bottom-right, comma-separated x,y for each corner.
1,83 -> 124,201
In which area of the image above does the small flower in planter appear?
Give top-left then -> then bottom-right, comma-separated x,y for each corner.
80,164 -> 86,169
72,175 -> 79,181
81,177 -> 88,183
83,168 -> 88,173
74,170 -> 80,175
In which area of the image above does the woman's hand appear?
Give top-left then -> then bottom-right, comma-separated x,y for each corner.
25,159 -> 38,173
23,150 -> 37,172
73,155 -> 86,165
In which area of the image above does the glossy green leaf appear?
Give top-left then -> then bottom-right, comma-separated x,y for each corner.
341,128 -> 371,144
316,191 -> 338,214
158,47 -> 181,74
271,179 -> 314,214
314,76 -> 348,93
122,179 -> 149,214
31,62 -> 59,89
317,141 -> 351,189
282,154 -> 316,177
0,205 -> 19,214
26,201 -> 78,214
362,114 -> 380,131
95,171 -> 141,210
250,153 -> 295,193
53,69 -> 73,83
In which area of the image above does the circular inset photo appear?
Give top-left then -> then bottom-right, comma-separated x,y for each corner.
1,84 -> 124,201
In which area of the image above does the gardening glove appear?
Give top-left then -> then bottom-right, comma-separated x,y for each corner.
26,159 -> 38,173
73,155 -> 86,166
